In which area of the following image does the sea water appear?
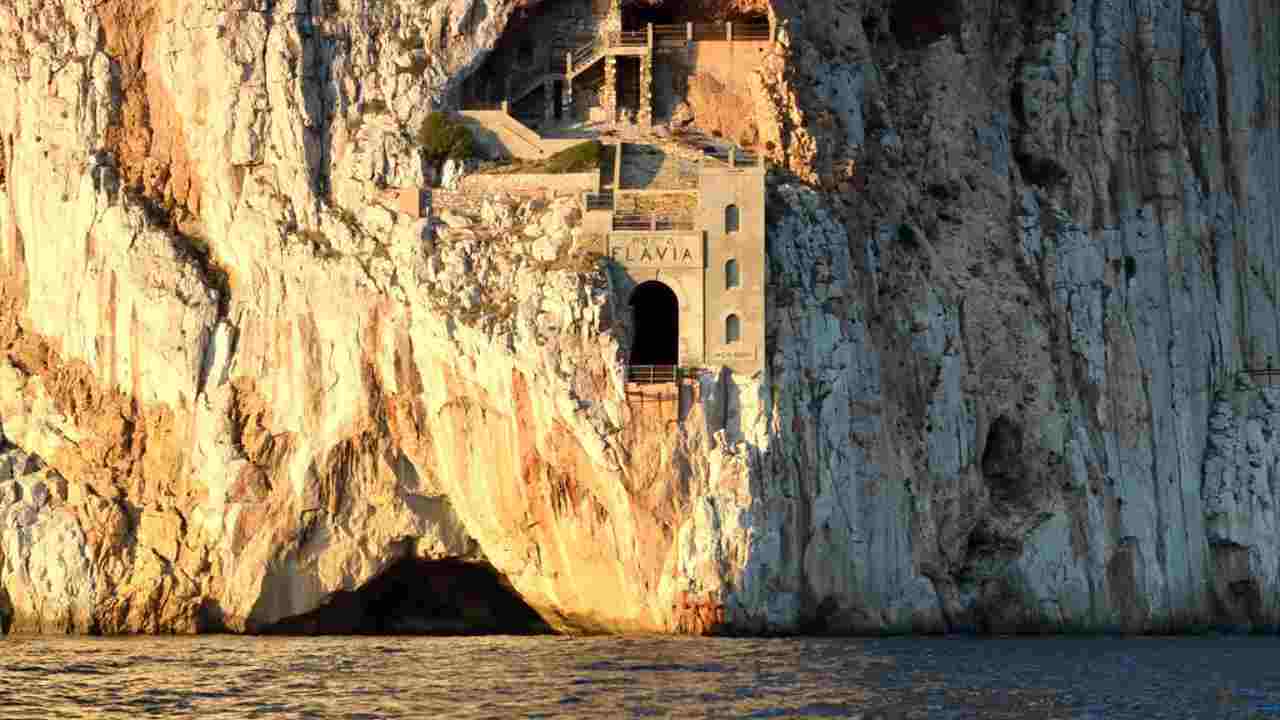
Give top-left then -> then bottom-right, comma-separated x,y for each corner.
3,634 -> 1280,718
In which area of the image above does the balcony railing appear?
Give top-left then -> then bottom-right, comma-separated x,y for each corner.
613,214 -> 695,231
1245,368 -> 1280,385
585,191 -> 615,211
701,145 -> 761,168
572,39 -> 603,66
627,365 -> 678,384
734,23 -> 774,40
612,31 -> 649,47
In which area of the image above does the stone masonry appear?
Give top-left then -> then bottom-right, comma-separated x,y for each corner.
638,53 -> 653,128
602,56 -> 618,122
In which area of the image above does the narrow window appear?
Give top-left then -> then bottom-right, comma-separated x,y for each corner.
725,259 -> 740,289
725,204 -> 740,233
726,314 -> 741,344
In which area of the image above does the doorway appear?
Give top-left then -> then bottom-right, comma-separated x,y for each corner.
629,281 -> 679,367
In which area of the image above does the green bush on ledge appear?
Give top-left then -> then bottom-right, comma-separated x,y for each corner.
417,112 -> 475,165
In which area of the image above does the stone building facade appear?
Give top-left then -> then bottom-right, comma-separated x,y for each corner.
606,159 -> 767,377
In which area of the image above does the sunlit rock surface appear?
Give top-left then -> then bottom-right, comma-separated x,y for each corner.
2,0 -> 1280,634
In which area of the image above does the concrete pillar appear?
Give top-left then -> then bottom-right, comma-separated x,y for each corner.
687,21 -> 693,42
565,51 -> 573,76
727,21 -> 733,43
605,0 -> 622,35
638,52 -> 653,128
602,56 -> 618,122
562,80 -> 574,121
613,143 -> 623,188
647,22 -> 654,48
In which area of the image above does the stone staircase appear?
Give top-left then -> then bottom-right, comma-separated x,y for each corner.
457,110 -> 549,160
508,72 -> 560,106
456,110 -> 588,161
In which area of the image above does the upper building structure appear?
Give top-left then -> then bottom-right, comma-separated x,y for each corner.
461,0 -> 775,134
454,0 -> 775,379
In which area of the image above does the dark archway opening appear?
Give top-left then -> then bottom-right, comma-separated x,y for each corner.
625,3 -> 678,27
629,280 -> 679,367
890,0 -> 961,48
623,1 -> 768,27
260,559 -> 552,635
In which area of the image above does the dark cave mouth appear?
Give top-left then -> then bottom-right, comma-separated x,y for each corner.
622,1 -> 769,27
261,558 -> 554,636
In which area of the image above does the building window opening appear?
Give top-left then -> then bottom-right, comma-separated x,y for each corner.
725,259 -> 740,289
629,281 -> 679,370
726,314 -> 741,344
725,204 -> 740,233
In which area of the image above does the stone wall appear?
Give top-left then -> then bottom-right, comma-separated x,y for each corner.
607,231 -> 706,367
458,172 -> 599,196
698,165 -> 765,375
615,192 -> 697,216
666,40 -> 772,144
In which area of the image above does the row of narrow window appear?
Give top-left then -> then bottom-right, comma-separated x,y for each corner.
721,207 -> 742,343
724,255 -> 740,342
726,314 -> 741,343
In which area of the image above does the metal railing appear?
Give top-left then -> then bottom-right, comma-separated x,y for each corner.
1246,368 -> 1280,385
691,23 -> 727,41
612,214 -> 696,231
585,191 -> 614,211
569,39 -> 605,74
734,23 -> 773,40
627,365 -> 678,384
652,24 -> 689,47
701,146 -> 761,167
613,31 -> 649,46
508,70 -> 556,104
652,24 -> 688,35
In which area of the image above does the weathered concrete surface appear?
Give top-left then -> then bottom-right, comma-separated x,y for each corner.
0,0 -> 1279,635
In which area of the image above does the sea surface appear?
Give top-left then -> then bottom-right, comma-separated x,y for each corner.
2,634 -> 1280,718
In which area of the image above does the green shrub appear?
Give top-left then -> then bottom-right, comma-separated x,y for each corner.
541,141 -> 602,174
417,112 -> 475,164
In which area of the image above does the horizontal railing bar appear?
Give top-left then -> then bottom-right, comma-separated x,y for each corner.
627,365 -> 678,384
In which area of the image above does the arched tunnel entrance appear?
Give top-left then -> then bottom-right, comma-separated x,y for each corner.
260,559 -> 552,635
629,281 -> 679,368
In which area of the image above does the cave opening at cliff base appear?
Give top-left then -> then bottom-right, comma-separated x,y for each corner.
260,558 -> 553,636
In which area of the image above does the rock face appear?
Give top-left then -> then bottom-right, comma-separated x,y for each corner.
1,0 -> 1280,635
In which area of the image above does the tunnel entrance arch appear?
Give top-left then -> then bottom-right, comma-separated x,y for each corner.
628,281 -> 679,371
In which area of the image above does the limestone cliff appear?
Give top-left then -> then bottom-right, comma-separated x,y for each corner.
2,0 -> 1280,635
